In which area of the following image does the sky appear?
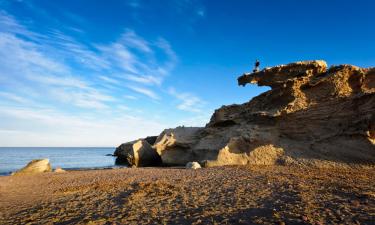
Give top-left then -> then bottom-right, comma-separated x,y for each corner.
0,0 -> 374,147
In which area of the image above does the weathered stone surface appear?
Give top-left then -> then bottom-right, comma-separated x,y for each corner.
116,60 -> 375,168
204,137 -> 284,167
115,139 -> 161,167
153,126 -> 203,165
205,60 -> 375,167
12,159 -> 52,176
186,162 -> 201,169
238,60 -> 327,88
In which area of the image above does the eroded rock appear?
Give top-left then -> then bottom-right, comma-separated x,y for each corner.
153,126 -> 203,165
115,139 -> 161,167
12,159 -> 52,176
115,60 -> 375,168
206,60 -> 375,167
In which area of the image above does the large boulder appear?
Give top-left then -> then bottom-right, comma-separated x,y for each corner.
12,159 -> 52,176
153,126 -> 203,165
115,139 -> 161,167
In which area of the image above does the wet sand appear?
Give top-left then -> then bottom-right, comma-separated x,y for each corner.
0,166 -> 374,224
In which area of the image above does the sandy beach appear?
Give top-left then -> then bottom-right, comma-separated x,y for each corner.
0,166 -> 374,224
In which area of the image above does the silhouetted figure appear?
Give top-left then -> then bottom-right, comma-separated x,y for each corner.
253,59 -> 260,73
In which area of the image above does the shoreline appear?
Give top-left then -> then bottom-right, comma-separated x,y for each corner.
1,165 -> 374,224
0,165 -> 126,177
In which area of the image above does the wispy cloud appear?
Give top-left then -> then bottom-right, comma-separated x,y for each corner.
168,87 -> 205,113
0,11 -> 176,110
124,95 -> 138,100
0,92 -> 30,104
0,9 -> 208,146
127,85 -> 159,100
125,74 -> 162,85
120,29 -> 152,53
98,75 -> 121,85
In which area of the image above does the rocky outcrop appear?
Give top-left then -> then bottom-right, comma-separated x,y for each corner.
116,60 -> 375,168
115,138 -> 161,167
204,60 -> 375,167
12,159 -> 52,176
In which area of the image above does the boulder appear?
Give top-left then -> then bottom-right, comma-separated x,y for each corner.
153,126 -> 203,165
115,139 -> 161,167
186,162 -> 201,169
54,167 -> 66,173
12,159 -> 52,176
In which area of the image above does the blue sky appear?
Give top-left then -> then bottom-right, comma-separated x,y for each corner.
0,0 -> 374,146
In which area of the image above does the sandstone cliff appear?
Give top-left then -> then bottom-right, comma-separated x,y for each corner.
116,60 -> 375,168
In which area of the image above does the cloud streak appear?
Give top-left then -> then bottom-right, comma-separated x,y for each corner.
127,85 -> 160,100
0,9 -> 207,146
168,87 -> 205,113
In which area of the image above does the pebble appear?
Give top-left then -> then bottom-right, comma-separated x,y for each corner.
351,200 -> 360,207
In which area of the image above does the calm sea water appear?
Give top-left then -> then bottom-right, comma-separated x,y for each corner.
0,147 -> 118,175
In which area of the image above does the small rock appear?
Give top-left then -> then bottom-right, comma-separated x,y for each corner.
54,167 -> 66,173
186,162 -> 201,169
351,200 -> 360,207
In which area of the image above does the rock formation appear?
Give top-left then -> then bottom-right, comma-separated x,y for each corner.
153,127 -> 204,165
114,137 -> 161,167
116,60 -> 375,168
12,159 -> 52,176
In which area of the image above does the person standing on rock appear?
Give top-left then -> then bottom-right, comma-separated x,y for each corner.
253,59 -> 260,72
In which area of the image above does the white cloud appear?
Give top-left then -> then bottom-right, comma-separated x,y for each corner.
125,74 -> 162,85
127,85 -> 159,100
0,92 -> 30,104
0,10 -> 209,146
120,29 -> 152,53
0,106 -> 168,146
98,75 -> 120,85
168,87 -> 205,113
124,95 -> 137,100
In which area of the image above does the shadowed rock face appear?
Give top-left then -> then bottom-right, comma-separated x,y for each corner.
116,60 -> 375,168
115,137 -> 161,167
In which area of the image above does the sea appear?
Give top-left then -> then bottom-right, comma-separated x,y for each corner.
0,147 -> 119,175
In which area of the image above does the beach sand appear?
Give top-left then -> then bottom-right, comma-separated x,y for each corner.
0,166 -> 374,224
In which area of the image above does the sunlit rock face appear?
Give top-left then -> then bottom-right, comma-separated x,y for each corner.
204,60 -> 375,167
12,159 -> 52,176
116,60 -> 375,168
